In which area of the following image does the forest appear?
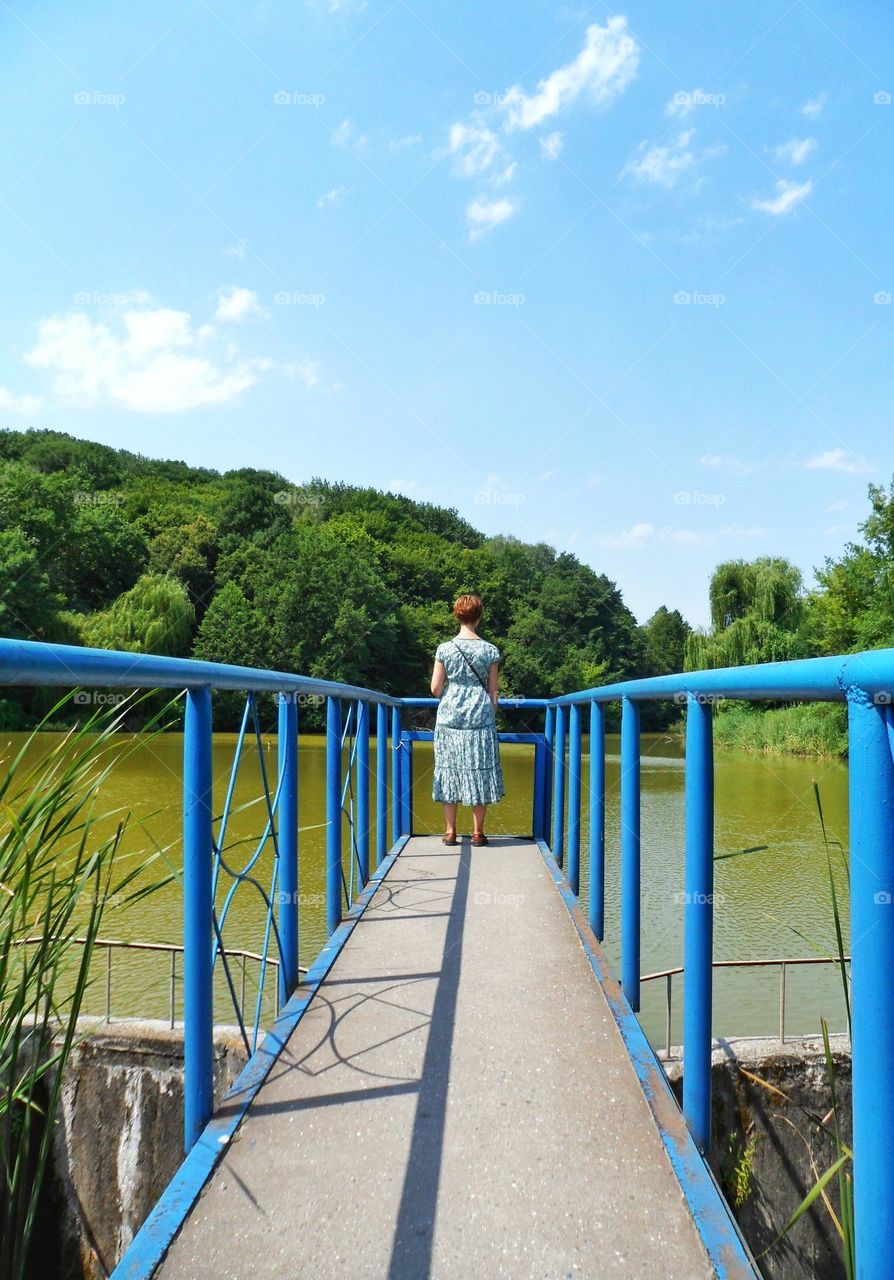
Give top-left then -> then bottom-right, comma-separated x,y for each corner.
1,427 -> 890,750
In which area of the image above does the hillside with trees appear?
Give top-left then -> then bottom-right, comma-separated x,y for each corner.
0,429 -> 675,728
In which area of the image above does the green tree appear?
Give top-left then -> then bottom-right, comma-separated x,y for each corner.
78,574 -> 195,656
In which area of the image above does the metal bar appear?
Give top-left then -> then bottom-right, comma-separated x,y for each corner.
620,696 -> 641,1012
105,944 -> 112,1023
376,703 -> 388,868
241,954 -> 246,1019
183,685 -> 214,1152
0,636 -> 401,701
567,703 -> 582,895
398,696 -> 551,708
356,700 -> 370,887
551,704 -> 566,866
532,739 -> 546,841
589,700 -> 605,940
170,950 -> 176,1030
400,732 -> 413,837
544,705 -> 554,845
683,694 -> 714,1153
277,694 -> 300,1002
391,705 -> 402,842
779,962 -> 786,1044
848,692 -> 894,1280
326,696 -> 343,936
666,973 -> 673,1060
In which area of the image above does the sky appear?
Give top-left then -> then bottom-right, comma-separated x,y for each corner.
0,0 -> 891,627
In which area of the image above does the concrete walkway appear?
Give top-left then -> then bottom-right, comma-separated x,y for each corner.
159,837 -> 726,1279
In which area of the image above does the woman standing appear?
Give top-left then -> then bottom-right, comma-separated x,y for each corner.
430,594 -> 504,846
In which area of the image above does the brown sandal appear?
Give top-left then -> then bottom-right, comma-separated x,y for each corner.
471,833 -> 488,847
442,831 -> 458,846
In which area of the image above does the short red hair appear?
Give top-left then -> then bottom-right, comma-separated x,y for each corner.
453,594 -> 483,625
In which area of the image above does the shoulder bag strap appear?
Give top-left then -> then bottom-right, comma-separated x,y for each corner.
451,640 -> 490,692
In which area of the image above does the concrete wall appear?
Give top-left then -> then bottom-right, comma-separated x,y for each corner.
45,1019 -> 247,1280
665,1036 -> 851,1280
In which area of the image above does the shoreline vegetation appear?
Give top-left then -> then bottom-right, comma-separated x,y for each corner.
709,703 -> 849,759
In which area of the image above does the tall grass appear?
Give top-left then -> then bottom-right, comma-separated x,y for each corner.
712,702 -> 848,758
0,695 -> 173,1280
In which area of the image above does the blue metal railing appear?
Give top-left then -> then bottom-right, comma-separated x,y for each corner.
542,646 -> 894,1280
6,634 -> 894,1276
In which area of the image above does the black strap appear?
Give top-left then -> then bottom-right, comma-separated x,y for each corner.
451,640 -> 489,692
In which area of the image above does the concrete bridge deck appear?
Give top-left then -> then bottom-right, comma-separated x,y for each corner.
158,837 -> 744,1279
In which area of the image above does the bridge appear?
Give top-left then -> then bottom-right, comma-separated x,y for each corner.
3,639 -> 894,1277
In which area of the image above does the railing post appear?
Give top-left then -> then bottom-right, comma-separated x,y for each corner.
356,699 -> 370,887
400,732 -> 413,835
277,693 -> 299,1002
589,700 -> 605,940
326,696 -> 342,936
848,692 -> 894,1280
183,685 -> 213,1152
683,694 -> 714,1153
532,738 -> 546,840
376,703 -> 388,864
551,704 -> 566,865
544,706 -> 555,841
620,696 -> 641,1011
567,703 -> 582,895
391,705 -> 403,841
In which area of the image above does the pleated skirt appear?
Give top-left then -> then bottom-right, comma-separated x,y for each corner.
432,724 -> 505,806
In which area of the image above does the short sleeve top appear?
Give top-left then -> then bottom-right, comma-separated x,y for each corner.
434,637 -> 500,728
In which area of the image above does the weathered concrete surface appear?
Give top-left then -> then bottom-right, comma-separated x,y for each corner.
666,1037 -> 852,1280
160,837 -> 722,1279
48,1020 -> 247,1279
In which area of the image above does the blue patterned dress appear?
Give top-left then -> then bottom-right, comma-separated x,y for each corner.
432,637 -> 505,806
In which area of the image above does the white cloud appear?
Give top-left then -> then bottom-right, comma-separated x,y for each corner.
214,286 -> 266,323
623,130 -> 727,189
768,137 -> 817,165
0,387 -> 40,415
826,499 -> 849,512
332,117 -> 368,148
466,195 -> 519,241
805,448 -> 869,474
448,119 -> 502,175
599,522 -> 765,549
751,178 -> 813,215
25,298 -> 280,413
502,17 -> 640,131
599,521 -> 655,548
389,132 -> 422,151
540,130 -> 564,161
699,452 -> 758,476
802,92 -> 827,118
283,359 -> 319,388
317,186 -> 345,209
224,240 -> 247,260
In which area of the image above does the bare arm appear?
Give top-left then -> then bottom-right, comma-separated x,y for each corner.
431,659 -> 446,698
487,661 -> 499,711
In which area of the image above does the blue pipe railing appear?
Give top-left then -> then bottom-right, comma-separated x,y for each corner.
6,634 -> 894,1275
541,645 -> 894,1280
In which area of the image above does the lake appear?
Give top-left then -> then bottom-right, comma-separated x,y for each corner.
9,730 -> 851,1051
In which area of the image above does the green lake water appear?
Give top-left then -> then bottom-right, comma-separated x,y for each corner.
10,730 -> 851,1050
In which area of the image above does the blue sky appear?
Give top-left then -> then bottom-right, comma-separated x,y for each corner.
1,1 -> 891,626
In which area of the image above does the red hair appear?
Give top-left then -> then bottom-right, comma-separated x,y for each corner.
453,594 -> 483,625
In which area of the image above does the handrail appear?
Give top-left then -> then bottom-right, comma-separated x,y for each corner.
642,955 -> 851,1060
549,645 -> 894,705
0,636 -> 400,703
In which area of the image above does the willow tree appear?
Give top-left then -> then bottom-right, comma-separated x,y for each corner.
688,557 -> 806,670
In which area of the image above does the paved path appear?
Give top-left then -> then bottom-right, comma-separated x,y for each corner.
159,837 -> 725,1279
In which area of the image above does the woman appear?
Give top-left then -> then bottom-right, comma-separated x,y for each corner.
430,594 -> 504,846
